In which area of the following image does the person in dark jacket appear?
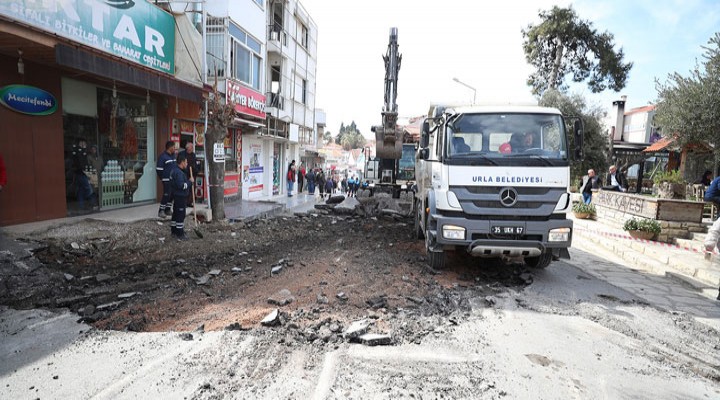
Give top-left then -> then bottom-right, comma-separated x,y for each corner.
704,175 -> 720,209
324,175 -> 335,198
179,142 -> 201,203
306,168 -> 316,195
316,169 -> 326,198
156,141 -> 176,218
169,154 -> 192,240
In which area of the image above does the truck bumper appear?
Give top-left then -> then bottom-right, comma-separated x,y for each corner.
428,214 -> 573,258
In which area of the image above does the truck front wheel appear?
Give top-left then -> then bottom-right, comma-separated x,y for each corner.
525,251 -> 553,269
413,199 -> 425,239
428,249 -> 446,270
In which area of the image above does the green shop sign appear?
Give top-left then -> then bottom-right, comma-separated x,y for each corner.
0,0 -> 175,74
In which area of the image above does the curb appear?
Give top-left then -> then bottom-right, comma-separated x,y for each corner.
573,223 -> 720,288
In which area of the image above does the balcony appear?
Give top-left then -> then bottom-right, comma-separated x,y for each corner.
266,91 -> 285,113
267,24 -> 287,54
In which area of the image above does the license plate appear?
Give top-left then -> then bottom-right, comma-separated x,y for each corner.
491,226 -> 524,235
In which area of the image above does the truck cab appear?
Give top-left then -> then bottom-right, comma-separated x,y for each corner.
414,104 -> 582,269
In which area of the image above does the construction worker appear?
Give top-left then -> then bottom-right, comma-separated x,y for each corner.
156,141 -> 176,218
169,154 -> 191,240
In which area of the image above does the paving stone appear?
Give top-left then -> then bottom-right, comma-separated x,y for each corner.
208,269 -> 222,276
117,292 -> 137,299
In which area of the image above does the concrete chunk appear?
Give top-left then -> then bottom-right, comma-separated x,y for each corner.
261,309 -> 281,327
344,319 -> 371,339
358,333 -> 393,346
267,289 -> 295,306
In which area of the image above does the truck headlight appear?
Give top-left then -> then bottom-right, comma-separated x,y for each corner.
442,225 -> 466,240
548,227 -> 570,242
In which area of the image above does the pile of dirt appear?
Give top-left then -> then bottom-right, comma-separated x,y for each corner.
0,207 -> 533,345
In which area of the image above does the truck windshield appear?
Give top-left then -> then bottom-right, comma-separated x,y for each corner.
446,113 -> 568,160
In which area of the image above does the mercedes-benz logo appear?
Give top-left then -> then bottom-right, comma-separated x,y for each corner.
499,187 -> 518,207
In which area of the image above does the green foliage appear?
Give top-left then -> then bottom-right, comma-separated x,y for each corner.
522,6 -> 632,96
539,89 -> 609,187
654,33 -> 720,155
572,202 -> 596,214
652,169 -> 685,185
323,131 -> 333,145
335,121 -> 366,150
622,217 -> 661,234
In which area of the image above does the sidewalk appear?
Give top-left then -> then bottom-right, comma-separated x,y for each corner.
571,214 -> 720,296
0,192 -> 320,237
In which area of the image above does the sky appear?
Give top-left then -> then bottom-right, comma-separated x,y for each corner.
299,0 -> 720,139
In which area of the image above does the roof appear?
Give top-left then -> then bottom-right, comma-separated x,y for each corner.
625,105 -> 656,115
643,137 -> 674,152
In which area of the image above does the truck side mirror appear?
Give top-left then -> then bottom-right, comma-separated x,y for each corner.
420,121 -> 430,148
573,119 -> 584,160
418,148 -> 429,160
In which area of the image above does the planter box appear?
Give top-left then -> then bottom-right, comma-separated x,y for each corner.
594,190 -> 703,223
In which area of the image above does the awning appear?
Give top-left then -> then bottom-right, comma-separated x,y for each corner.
233,117 -> 265,128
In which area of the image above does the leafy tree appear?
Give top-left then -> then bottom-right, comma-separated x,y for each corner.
323,130 -> 333,145
204,84 -> 235,221
654,32 -> 720,155
522,6 -> 633,96
335,121 -> 364,149
539,89 -> 609,185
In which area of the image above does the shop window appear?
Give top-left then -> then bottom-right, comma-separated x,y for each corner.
224,129 -> 238,172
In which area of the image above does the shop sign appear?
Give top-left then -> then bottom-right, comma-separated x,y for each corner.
213,143 -> 225,163
226,79 -> 266,119
0,84 -> 57,115
0,0 -> 175,74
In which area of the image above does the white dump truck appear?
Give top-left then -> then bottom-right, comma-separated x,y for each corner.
413,104 -> 583,269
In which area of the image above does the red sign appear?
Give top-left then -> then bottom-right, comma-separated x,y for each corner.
226,79 -> 266,119
224,174 -> 239,197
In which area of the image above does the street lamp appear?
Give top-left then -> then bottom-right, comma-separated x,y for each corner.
452,77 -> 476,105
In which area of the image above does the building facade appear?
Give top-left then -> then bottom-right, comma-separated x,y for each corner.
0,1 -> 204,226
266,0 -> 318,193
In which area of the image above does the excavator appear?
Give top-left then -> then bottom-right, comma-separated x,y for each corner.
365,27 -> 415,198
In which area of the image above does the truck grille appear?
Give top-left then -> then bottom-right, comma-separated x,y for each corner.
450,186 -> 566,217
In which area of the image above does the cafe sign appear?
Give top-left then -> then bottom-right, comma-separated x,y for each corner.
0,85 -> 58,116
0,0 -> 175,74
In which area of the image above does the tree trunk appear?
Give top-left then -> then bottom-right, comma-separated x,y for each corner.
206,128 -> 226,221
549,38 -> 564,90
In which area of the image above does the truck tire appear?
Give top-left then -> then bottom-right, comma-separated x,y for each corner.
428,249 -> 446,270
413,199 -> 425,239
525,251 -> 553,269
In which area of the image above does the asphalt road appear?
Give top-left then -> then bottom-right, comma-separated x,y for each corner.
2,247 -> 719,399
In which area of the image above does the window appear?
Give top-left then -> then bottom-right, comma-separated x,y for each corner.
300,22 -> 308,48
231,39 -> 262,91
302,79 -> 307,104
252,0 -> 264,7
230,25 -> 263,91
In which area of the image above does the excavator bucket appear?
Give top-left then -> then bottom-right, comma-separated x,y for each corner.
375,126 -> 404,159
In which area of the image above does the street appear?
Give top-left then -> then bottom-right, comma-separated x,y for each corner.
1,204 -> 719,399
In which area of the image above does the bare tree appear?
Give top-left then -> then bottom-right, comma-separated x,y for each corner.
204,81 -> 235,221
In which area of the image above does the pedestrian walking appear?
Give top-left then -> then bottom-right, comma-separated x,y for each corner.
350,175 -> 359,197
169,154 -> 192,240
580,169 -> 601,204
287,160 -> 296,197
306,168 -> 316,195
298,163 -> 306,193
317,169 -> 326,199
156,141 -> 176,218
324,174 -> 335,198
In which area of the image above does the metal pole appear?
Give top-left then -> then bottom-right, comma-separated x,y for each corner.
452,77 -> 476,105
201,1 -> 211,210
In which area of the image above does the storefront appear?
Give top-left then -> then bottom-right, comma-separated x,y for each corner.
0,1 -> 204,225
226,78 -> 266,200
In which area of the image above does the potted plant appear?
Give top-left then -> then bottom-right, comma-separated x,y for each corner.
653,170 -> 686,199
623,217 -> 661,240
572,202 -> 596,219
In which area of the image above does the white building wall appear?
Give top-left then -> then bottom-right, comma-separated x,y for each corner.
227,1 -> 267,41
